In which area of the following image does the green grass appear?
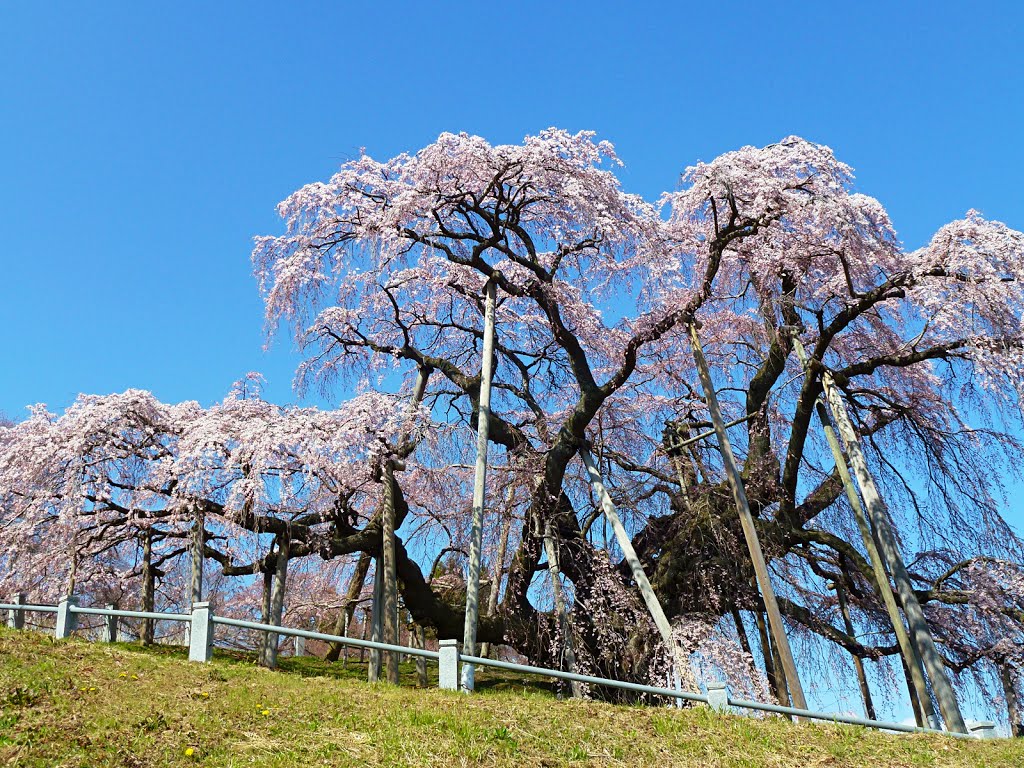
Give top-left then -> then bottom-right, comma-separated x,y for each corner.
1,628 -> 1021,767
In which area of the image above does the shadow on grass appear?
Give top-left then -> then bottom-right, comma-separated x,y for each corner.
106,639 -> 558,697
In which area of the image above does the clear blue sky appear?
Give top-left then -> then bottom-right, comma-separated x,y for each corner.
2,0 -> 1022,718
2,1 -> 1021,415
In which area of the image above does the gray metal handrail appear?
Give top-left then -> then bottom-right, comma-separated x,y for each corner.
723,695 -> 953,736
210,615 -> 440,660
69,605 -> 192,622
459,652 -> 711,705
0,602 -> 58,613
3,597 -> 989,739
455,652 -> 967,737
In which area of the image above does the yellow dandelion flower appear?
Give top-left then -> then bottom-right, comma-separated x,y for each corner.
261,709 -> 270,716
88,687 -> 97,692
119,672 -> 127,678
200,692 -> 209,698
184,747 -> 195,757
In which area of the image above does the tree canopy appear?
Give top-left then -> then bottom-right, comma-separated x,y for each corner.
3,130 -> 1023,724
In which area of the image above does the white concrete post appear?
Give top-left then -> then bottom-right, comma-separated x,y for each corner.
188,602 -> 213,663
294,635 -> 306,657
967,721 -> 997,739
706,681 -> 730,712
55,595 -> 78,639
7,593 -> 26,630
102,603 -> 118,643
439,639 -> 460,691
462,276 -> 498,692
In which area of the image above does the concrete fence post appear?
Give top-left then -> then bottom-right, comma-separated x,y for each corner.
102,603 -> 118,643
188,602 -> 213,663
294,635 -> 306,657
967,721 -> 997,739
55,595 -> 78,639
439,639 -> 459,691
7,593 -> 26,629
707,681 -> 730,713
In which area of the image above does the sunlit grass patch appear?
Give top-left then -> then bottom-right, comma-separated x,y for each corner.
0,627 -> 1020,767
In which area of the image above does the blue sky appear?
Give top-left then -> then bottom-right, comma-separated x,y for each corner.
1,0 -> 1022,720
2,2 -> 1021,416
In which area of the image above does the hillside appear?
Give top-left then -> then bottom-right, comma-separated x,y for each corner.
0,628 -> 1020,767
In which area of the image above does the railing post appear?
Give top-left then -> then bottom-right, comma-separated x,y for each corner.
55,595 -> 79,639
707,681 -> 730,712
102,603 -> 119,643
439,639 -> 459,691
7,593 -> 26,630
968,721 -> 996,739
294,635 -> 306,657
962,720 -> 995,741
188,602 -> 213,663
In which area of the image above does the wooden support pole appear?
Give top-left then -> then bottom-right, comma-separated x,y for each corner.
264,534 -> 289,670
752,603 -> 783,704
542,521 -> 583,698
190,509 -> 204,607
666,413 -> 758,452
66,546 -> 78,597
141,529 -> 155,646
580,444 -> 689,692
998,660 -> 1023,738
791,335 -> 936,726
368,562 -> 383,682
326,553 -> 371,663
769,625 -> 792,706
259,566 -> 273,663
731,610 -> 753,659
902,653 -> 926,728
831,579 -> 876,720
381,460 -> 401,684
795,336 -> 967,733
461,277 -> 497,693
688,323 -> 807,709
377,364 -> 430,678
817,403 -> 935,725
415,623 -> 429,687
359,607 -> 369,664
480,484 -> 514,659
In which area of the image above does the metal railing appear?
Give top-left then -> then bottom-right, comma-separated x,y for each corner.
1,596 -> 998,740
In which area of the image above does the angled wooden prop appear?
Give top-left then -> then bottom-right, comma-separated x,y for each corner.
687,322 -> 808,710
792,332 -> 937,727
789,332 -> 967,734
579,443 -> 690,694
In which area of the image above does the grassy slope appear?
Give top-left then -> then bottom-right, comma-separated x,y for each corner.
1,628 -> 1021,768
